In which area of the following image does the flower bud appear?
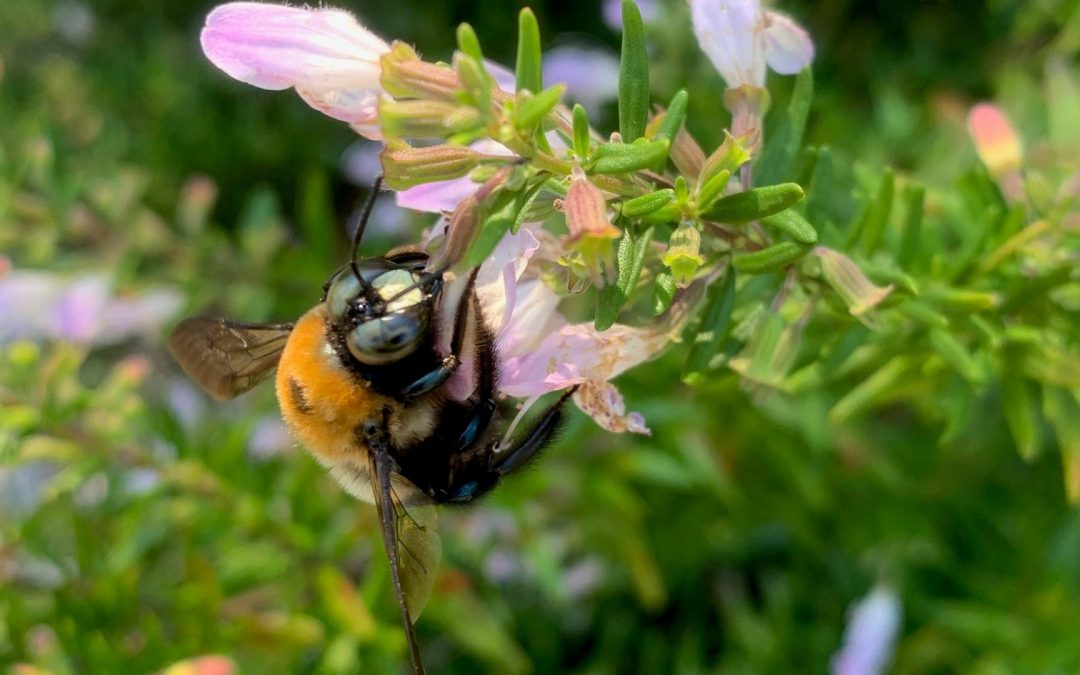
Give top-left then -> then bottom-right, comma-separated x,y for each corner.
380,41 -> 461,101
564,167 -> 620,242
967,103 -> 1022,177
380,143 -> 480,190
378,99 -> 481,139
662,223 -> 704,287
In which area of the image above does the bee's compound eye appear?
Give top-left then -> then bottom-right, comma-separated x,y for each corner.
347,313 -> 423,365
327,272 -> 362,319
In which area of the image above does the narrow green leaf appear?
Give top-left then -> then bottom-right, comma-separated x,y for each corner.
805,146 -> 833,228
682,266 -> 737,383
595,225 -> 654,330
829,356 -> 914,424
1001,365 -> 1042,461
573,104 -> 591,160
1043,387 -> 1080,502
897,183 -> 925,268
618,0 -> 649,141
928,329 -> 984,384
654,89 -> 688,170
701,183 -> 804,224
456,23 -> 483,61
588,139 -> 670,174
464,183 -> 541,267
515,8 -> 542,94
515,84 -> 566,131
621,189 -> 675,218
652,271 -> 677,316
757,67 -> 813,185
695,169 -> 732,212
761,209 -> 818,244
852,169 -> 894,255
732,241 -> 810,274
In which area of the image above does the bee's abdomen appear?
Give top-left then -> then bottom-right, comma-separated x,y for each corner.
275,305 -> 386,466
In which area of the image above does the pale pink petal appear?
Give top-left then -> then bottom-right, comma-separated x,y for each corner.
573,380 -> 650,435
499,322 -> 668,397
543,45 -> 620,116
162,655 -> 237,675
689,0 -> 763,88
54,275 -> 109,343
762,11 -> 814,74
397,176 -> 481,213
485,59 -> 517,94
495,277 -> 564,360
475,226 -> 540,333
201,2 -> 388,133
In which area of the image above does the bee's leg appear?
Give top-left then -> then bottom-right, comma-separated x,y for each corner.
361,407 -> 427,675
401,268 -> 481,399
441,386 -> 576,504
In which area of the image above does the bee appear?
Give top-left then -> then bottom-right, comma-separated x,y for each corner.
168,179 -> 574,675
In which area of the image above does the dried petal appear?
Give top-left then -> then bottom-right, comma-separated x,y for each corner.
815,247 -> 894,319
573,380 -> 651,435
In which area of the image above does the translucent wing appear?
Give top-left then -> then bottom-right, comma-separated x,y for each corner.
369,454 -> 441,675
168,317 -> 293,400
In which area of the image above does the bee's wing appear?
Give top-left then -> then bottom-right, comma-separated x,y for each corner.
168,317 -> 294,400
369,453 -> 441,675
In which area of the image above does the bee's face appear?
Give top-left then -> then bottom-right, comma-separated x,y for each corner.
323,259 -> 440,366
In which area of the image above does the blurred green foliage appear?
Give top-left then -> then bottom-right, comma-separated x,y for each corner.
2,1 -> 1079,674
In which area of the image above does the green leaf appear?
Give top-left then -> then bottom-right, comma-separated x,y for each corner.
849,169 -> 894,255
588,138 -> 670,175
456,23 -> 483,61
621,189 -> 675,218
928,329 -> 984,384
700,183 -> 804,224
756,68 -> 813,185
596,225 -> 654,330
572,104 -> 591,160
618,0 -> 649,142
654,89 -> 688,170
1001,364 -> 1042,461
897,182 -> 925,269
464,184 -> 541,268
682,266 -> 736,383
652,271 -> 677,315
515,8 -> 542,94
732,241 -> 810,274
761,209 -> 818,244
514,84 -> 566,132
829,355 -> 915,424
1043,387 -> 1080,502
804,146 -> 834,228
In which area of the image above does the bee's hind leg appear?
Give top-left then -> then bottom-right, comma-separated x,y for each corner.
441,386 -> 577,504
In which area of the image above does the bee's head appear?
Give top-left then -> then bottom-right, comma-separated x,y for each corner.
323,256 -> 441,366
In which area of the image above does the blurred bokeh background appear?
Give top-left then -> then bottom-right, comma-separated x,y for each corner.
2,0 -> 1079,673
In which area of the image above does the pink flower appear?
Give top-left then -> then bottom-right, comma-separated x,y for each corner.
200,2 -> 389,138
689,0 -> 813,89
441,228 -> 670,435
967,103 -> 1022,177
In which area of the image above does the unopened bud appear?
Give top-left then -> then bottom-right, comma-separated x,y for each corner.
380,143 -> 479,190
697,132 -> 750,197
380,41 -> 461,101
378,99 -> 481,139
565,167 -> 620,241
662,223 -> 704,287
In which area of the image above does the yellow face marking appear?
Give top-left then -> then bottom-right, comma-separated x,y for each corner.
275,304 -> 390,466
372,269 -> 424,313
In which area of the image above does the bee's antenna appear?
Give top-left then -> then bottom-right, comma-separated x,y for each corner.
349,176 -> 383,300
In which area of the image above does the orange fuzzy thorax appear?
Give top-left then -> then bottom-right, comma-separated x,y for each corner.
274,304 -> 387,467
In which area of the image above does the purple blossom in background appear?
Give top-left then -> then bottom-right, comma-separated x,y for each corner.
543,44 -> 620,117
831,585 -> 903,675
0,270 -> 182,346
602,0 -> 660,30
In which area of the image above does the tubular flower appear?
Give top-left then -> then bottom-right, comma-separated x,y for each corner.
688,0 -> 814,90
200,2 -> 389,138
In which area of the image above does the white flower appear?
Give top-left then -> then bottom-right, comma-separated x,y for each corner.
831,585 -> 903,675
200,2 -> 390,138
689,0 -> 814,89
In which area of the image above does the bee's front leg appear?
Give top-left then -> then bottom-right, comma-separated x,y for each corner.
401,268 -> 481,400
